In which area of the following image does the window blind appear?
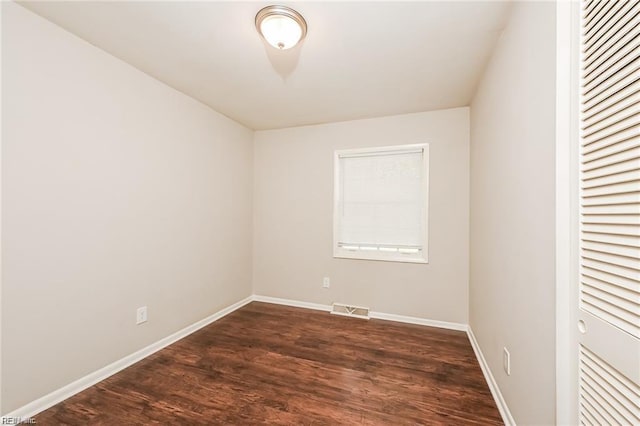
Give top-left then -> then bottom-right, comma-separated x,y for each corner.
337,148 -> 424,251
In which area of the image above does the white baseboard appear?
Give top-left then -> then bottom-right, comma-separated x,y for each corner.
252,295 -> 332,312
2,295 -> 253,421
467,326 -> 516,426
369,311 -> 468,331
252,294 -> 467,331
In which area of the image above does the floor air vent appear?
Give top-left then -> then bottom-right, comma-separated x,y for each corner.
331,303 -> 370,320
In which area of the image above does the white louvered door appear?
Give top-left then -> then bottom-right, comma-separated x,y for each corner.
578,0 -> 640,424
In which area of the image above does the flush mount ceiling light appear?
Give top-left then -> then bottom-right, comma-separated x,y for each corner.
255,5 -> 307,50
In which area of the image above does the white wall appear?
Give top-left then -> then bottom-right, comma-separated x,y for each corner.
470,2 -> 556,425
253,108 -> 470,323
1,3 -> 253,413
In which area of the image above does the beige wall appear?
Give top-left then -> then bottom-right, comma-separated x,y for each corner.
1,0 -> 561,420
253,108 -> 470,323
0,2 -> 3,415
470,2 -> 556,425
1,3 -> 253,412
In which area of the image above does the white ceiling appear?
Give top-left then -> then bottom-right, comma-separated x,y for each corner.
19,1 -> 510,130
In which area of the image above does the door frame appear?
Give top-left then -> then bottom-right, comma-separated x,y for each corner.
555,0 -> 580,424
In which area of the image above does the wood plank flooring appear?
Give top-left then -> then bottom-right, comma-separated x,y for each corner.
35,302 -> 502,425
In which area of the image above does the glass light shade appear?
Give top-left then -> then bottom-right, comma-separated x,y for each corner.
260,15 -> 302,50
255,6 -> 307,50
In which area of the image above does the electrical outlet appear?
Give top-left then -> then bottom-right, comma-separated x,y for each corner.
503,347 -> 511,376
322,277 -> 330,288
136,306 -> 148,325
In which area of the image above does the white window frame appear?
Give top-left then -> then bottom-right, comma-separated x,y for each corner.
333,143 -> 429,264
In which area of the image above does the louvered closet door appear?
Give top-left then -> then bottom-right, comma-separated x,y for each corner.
578,0 -> 640,424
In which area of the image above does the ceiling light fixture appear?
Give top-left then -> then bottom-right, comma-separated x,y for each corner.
255,5 -> 307,50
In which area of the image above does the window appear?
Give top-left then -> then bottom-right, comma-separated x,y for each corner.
333,143 -> 429,263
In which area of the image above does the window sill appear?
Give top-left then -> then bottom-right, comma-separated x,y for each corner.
333,250 -> 428,264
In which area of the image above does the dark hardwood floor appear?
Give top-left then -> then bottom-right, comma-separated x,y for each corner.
35,302 -> 502,425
